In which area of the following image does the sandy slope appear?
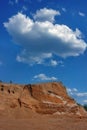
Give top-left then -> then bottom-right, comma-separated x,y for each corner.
0,115 -> 87,130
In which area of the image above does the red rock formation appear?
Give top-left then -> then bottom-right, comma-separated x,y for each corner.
0,82 -> 86,117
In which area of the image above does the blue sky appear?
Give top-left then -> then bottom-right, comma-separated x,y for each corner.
0,0 -> 87,104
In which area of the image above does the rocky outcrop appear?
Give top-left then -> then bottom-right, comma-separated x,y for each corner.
0,82 -> 86,117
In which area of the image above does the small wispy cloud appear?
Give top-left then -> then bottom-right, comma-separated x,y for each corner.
9,0 -> 18,5
79,12 -> 85,17
67,88 -> 87,97
76,93 -> 87,97
33,73 -> 57,81
67,88 -> 78,95
67,88 -> 87,104
62,8 -> 66,12
22,6 -> 27,11
50,60 -> 64,67
21,6 -> 28,13
83,100 -> 87,103
50,60 -> 58,66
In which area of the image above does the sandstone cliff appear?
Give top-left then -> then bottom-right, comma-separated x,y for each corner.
0,82 -> 86,118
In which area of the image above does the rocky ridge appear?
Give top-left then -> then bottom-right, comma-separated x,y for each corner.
0,82 -> 86,117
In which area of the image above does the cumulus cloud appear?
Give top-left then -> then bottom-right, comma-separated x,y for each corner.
79,12 -> 85,17
33,8 -> 60,23
4,8 -> 87,65
33,73 -> 57,81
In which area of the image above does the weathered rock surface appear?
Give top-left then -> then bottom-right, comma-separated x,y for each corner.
0,82 -> 86,117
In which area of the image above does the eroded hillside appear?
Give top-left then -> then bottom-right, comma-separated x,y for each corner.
0,82 -> 86,118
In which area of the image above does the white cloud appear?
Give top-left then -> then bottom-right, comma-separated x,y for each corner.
67,88 -> 87,97
76,93 -> 87,97
73,88 -> 78,92
67,88 -> 87,105
83,100 -> 87,103
4,8 -> 87,65
16,51 -> 52,65
79,12 -> 85,17
49,60 -> 64,67
33,8 -> 61,23
67,88 -> 78,95
50,59 -> 58,66
33,73 -> 57,81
